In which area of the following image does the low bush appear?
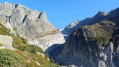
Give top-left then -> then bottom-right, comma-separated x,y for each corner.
0,43 -> 3,46
0,24 -> 9,35
88,37 -> 110,46
0,49 -> 27,67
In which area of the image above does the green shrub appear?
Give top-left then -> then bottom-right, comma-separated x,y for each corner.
50,58 -> 54,63
0,24 -> 9,35
9,33 -> 43,53
21,45 -> 43,54
0,43 -> 3,46
28,45 -> 43,53
31,53 -> 59,67
0,49 -> 27,67
96,37 -> 109,46
88,37 -> 110,46
45,54 -> 49,59
21,38 -> 27,44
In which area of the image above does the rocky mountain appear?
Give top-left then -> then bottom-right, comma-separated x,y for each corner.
0,2 -> 61,67
49,8 -> 119,67
62,11 -> 108,35
1,2 -> 119,67
61,20 -> 80,35
0,2 -> 65,51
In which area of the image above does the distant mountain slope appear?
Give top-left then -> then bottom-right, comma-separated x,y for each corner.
61,20 -> 80,35
0,2 -> 65,51
62,11 -> 108,35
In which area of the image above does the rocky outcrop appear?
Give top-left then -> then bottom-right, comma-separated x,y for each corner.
0,34 -> 14,50
0,2 -> 65,51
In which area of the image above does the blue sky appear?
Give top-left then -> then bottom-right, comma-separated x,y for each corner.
0,0 -> 119,29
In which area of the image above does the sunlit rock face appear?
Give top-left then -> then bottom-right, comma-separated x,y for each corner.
0,34 -> 14,50
0,2 -> 65,51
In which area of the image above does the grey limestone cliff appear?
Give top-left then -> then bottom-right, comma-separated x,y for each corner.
0,2 -> 65,51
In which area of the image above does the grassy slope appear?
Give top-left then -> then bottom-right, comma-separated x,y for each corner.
0,23 -> 59,67
72,20 -> 119,46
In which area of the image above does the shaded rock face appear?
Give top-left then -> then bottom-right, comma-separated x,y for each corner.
48,8 -> 119,67
57,21 -> 119,67
56,42 -> 118,67
0,2 -> 65,51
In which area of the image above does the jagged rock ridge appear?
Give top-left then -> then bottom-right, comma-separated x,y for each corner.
62,10 -> 108,35
0,2 -> 65,51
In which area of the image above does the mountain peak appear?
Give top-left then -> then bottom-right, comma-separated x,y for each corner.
3,2 -> 9,4
95,10 -> 108,17
40,11 -> 46,18
0,2 -> 15,11
67,20 -> 80,28
2,2 -> 14,6
15,3 -> 24,8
